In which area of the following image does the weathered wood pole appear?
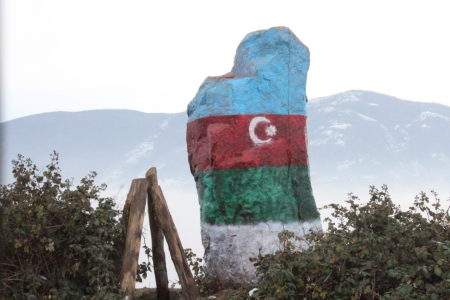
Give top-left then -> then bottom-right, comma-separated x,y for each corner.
146,168 -> 170,300
120,178 -> 148,298
147,167 -> 199,300
114,192 -> 132,283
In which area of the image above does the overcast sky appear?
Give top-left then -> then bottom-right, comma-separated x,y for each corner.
2,0 -> 450,122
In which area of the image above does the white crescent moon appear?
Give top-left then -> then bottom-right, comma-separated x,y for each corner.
249,116 -> 272,145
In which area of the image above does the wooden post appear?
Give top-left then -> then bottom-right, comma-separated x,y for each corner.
120,178 -> 148,299
146,168 -> 170,300
114,192 -> 131,285
147,167 -> 200,300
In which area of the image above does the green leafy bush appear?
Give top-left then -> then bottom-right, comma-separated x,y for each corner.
0,153 -> 131,299
184,248 -> 225,296
232,185 -> 450,300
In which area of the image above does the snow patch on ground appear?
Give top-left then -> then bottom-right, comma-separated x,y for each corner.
336,160 -> 356,171
310,129 -> 345,146
124,138 -> 155,164
321,107 -> 335,113
330,91 -> 361,105
432,153 -> 450,164
159,117 -> 172,129
309,139 -> 327,146
309,95 -> 332,103
330,123 -> 351,129
311,91 -> 362,105
173,146 -> 187,153
420,111 -> 449,121
356,113 -> 377,122
339,109 -> 376,122
155,162 -> 166,170
440,154 -> 450,163
381,125 -> 405,154
159,177 -> 189,188
101,166 -> 123,183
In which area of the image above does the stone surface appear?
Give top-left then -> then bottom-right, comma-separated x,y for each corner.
201,220 -> 321,284
186,26 -> 321,286
187,115 -> 308,172
187,27 -> 310,122
195,166 -> 317,225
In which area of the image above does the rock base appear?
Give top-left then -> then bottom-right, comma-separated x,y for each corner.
201,220 -> 322,285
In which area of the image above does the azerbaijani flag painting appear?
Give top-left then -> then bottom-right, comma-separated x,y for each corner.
186,27 -> 321,285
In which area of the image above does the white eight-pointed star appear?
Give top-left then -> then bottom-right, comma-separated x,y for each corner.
266,124 -> 277,137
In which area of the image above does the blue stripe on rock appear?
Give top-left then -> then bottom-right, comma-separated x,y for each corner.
187,27 -> 310,122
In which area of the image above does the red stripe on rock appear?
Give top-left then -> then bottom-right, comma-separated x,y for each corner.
187,115 -> 308,173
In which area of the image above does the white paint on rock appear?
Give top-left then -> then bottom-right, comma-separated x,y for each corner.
249,116 -> 273,145
201,220 -> 322,285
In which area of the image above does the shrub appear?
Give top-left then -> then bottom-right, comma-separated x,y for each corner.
184,248 -> 225,296
233,185 -> 450,300
0,152 -> 131,299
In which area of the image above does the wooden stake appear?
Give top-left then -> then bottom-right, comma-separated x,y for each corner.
146,168 -> 170,300
120,178 -> 148,298
147,168 -> 199,300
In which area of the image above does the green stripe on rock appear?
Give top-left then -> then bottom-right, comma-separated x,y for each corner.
194,166 -> 319,225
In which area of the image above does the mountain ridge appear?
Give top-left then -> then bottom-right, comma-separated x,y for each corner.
2,90 -> 450,196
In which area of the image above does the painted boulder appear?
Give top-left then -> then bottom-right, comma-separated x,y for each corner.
186,27 -> 321,285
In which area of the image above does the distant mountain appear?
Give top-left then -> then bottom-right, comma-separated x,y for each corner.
2,91 -> 449,200
1,109 -> 190,190
2,90 -> 450,285
307,91 -> 450,200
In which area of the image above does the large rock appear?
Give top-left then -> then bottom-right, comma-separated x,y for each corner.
186,27 -> 321,286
